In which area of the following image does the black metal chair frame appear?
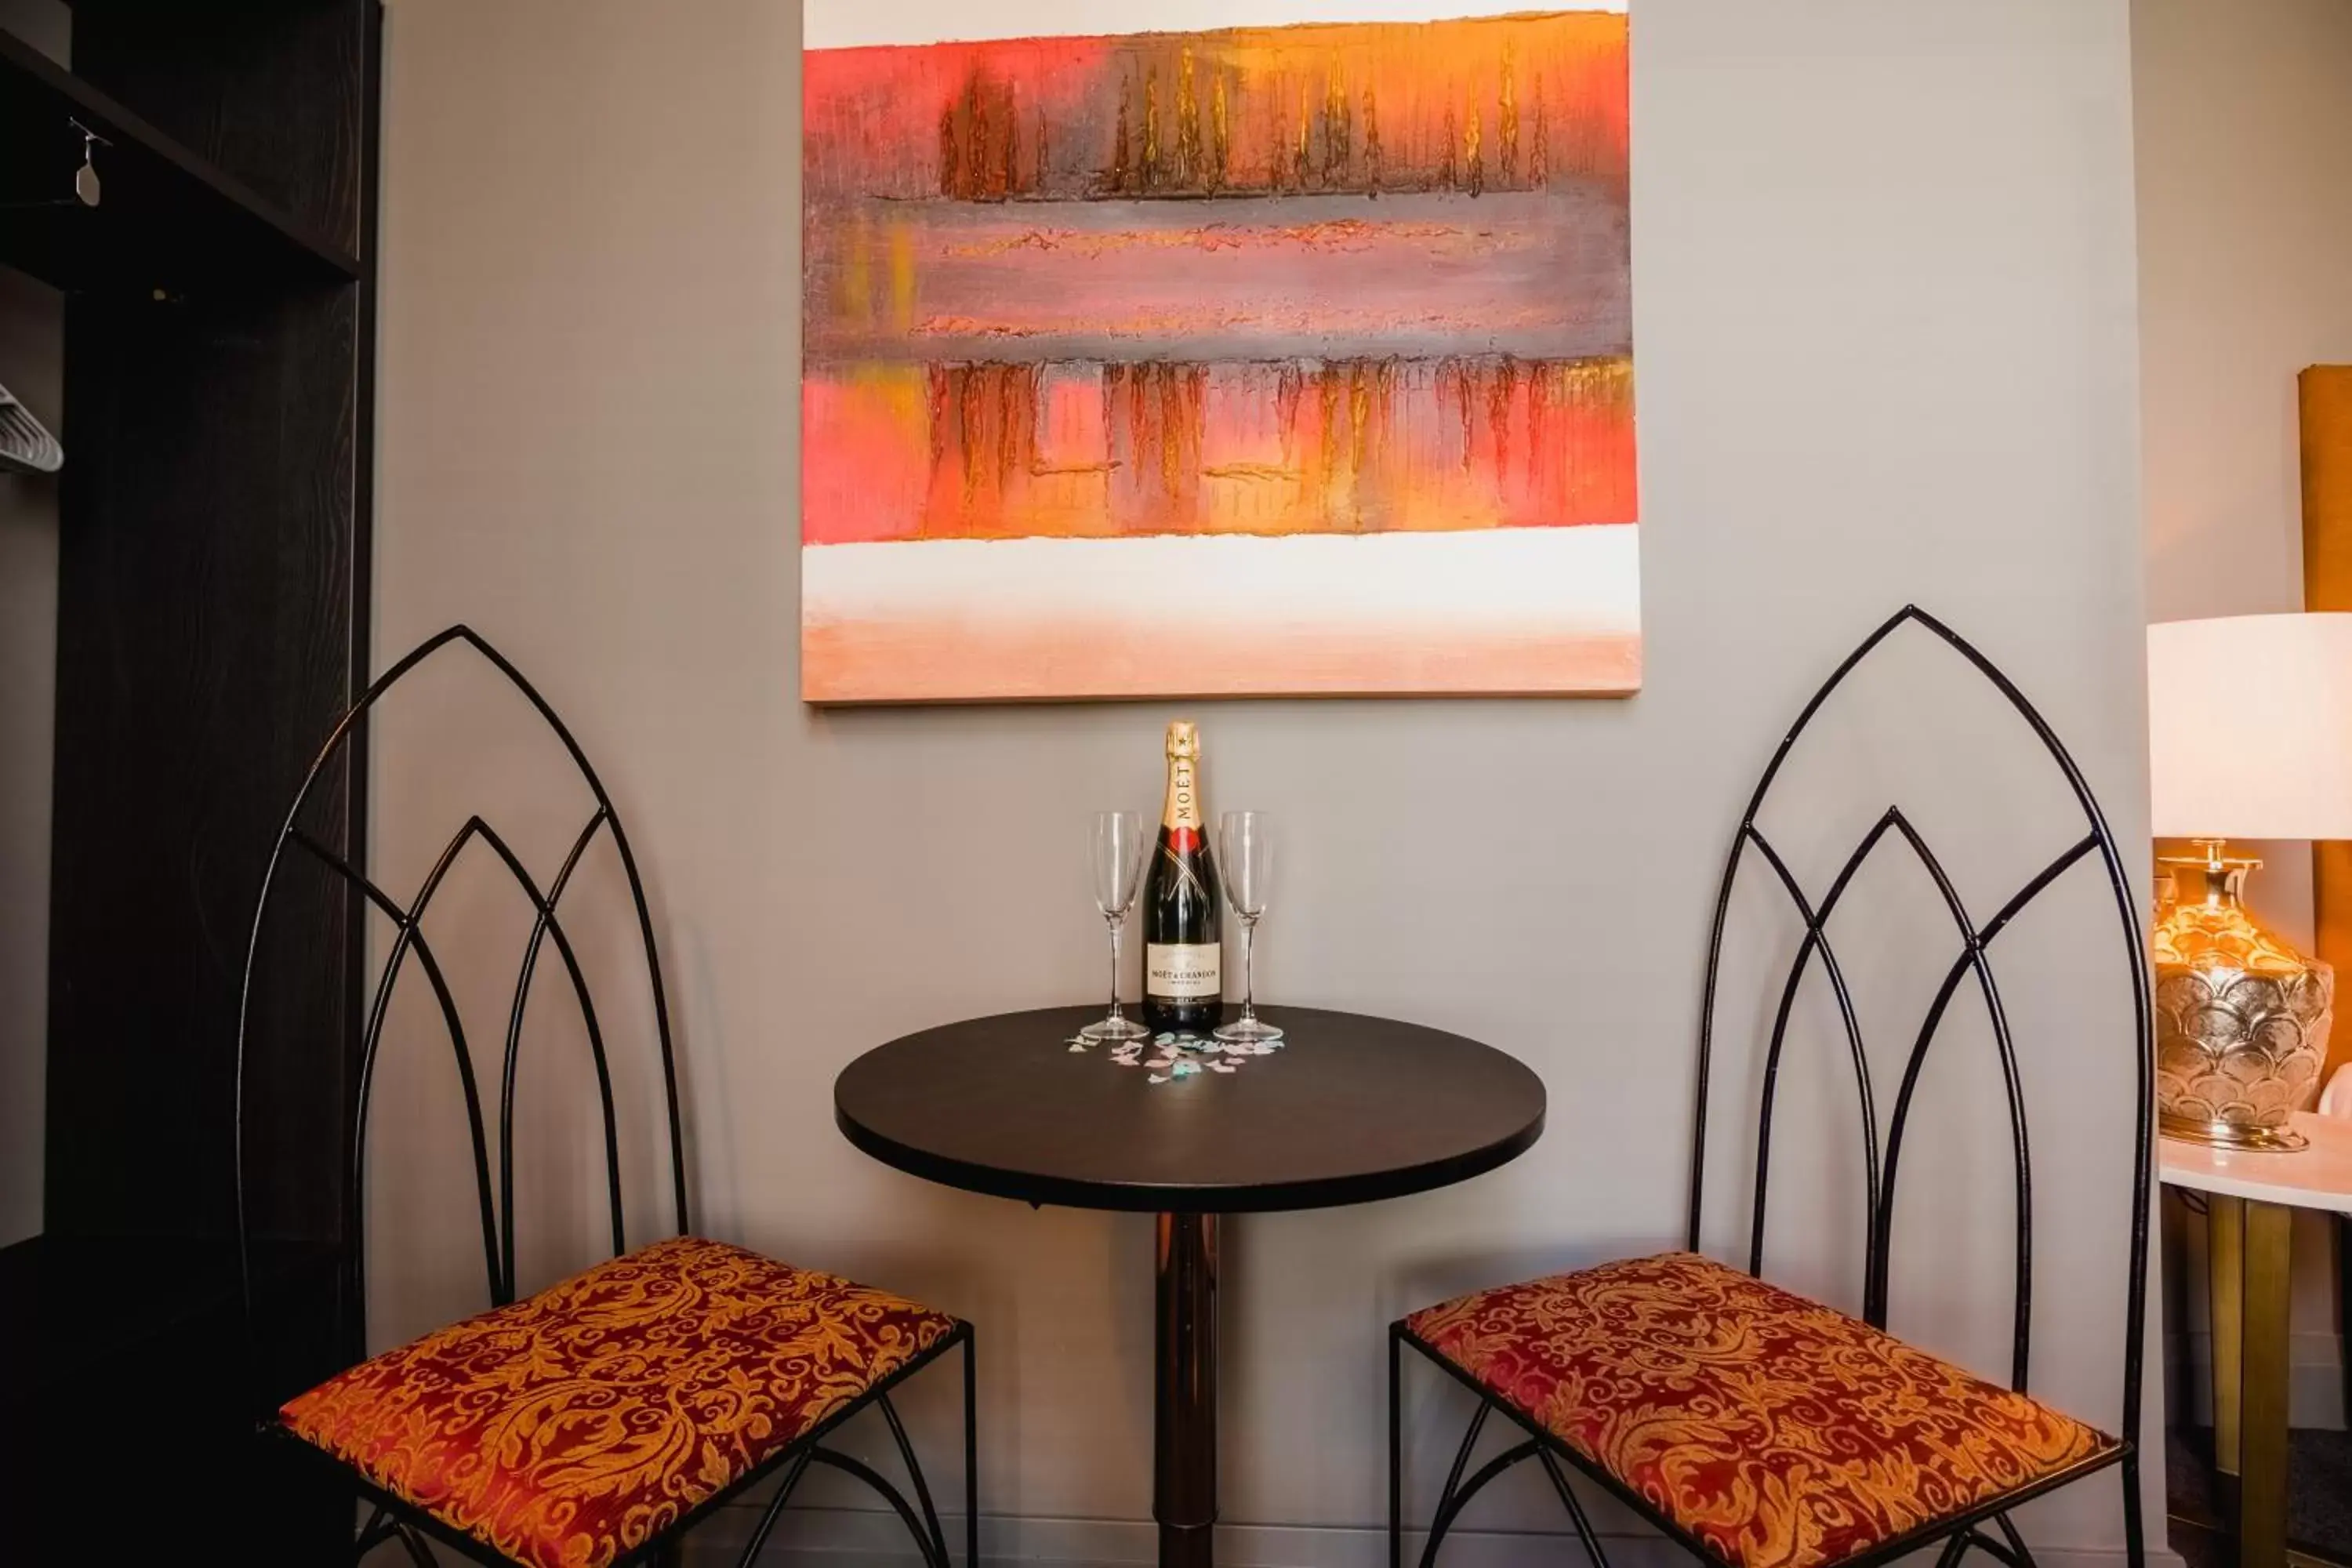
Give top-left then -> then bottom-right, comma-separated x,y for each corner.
234,626 -> 978,1568
1389,606 -> 2154,1568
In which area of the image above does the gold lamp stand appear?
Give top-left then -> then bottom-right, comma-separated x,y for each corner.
2152,840 -> 2333,1150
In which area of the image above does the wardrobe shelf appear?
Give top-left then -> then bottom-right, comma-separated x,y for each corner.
0,25 -> 361,292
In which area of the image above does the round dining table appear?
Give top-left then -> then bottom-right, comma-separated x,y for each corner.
834,1004 -> 1547,1568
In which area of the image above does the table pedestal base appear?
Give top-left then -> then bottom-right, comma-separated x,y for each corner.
1156,1213 -> 1218,1568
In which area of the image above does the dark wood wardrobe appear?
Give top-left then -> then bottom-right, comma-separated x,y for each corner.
0,2 -> 379,1549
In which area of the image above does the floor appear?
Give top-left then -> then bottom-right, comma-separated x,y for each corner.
2168,1426 -> 2352,1567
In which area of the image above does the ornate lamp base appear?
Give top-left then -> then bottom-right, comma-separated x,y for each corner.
2158,1113 -> 2309,1152
2152,841 -> 2332,1156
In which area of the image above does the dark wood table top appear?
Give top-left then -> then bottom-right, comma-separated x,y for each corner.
834,1004 -> 1545,1214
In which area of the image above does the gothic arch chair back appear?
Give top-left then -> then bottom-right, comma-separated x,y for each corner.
235,626 -> 976,1568
1390,606 -> 2152,1568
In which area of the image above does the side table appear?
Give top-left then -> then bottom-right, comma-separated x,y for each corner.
2161,1112 -> 2352,1568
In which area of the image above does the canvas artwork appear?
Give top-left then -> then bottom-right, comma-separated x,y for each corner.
801,2 -> 1635,701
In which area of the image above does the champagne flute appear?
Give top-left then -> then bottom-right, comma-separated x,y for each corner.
1213,811 -> 1283,1044
1080,811 -> 1152,1043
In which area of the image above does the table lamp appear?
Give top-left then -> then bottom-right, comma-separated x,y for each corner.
2147,612 -> 2352,1149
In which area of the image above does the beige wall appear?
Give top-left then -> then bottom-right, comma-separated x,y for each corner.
372,0 -> 2161,1559
2134,0 -> 2352,1430
0,0 -> 68,1250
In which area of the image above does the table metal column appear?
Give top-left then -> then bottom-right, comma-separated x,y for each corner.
1156,1213 -> 1218,1568
2210,1193 -> 2299,1568
2209,1195 -> 2244,1488
2242,1199 -> 2296,1568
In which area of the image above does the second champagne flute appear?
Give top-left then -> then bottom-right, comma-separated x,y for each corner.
1081,811 -> 1152,1043
1214,810 -> 1283,1044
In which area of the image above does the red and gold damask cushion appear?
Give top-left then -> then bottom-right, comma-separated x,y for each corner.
278,1235 -> 958,1568
1403,1251 -> 2116,1568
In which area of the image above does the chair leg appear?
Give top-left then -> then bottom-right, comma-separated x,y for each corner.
1535,1449 -> 1614,1568
1389,1329 -> 1403,1568
735,1446 -> 818,1568
965,1327 -> 981,1568
353,1506 -> 440,1568
1992,1511 -> 2039,1568
881,1392 -> 951,1568
1392,1345 -> 1602,1568
733,1336 -> 971,1568
354,1505 -> 396,1563
808,1448 -> 949,1568
2120,1448 -> 2146,1568
1419,1399 -> 1490,1568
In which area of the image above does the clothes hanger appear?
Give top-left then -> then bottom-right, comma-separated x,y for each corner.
0,116 -> 90,474
1,116 -> 107,214
0,383 -> 62,475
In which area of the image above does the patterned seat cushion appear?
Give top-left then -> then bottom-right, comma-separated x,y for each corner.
1403,1251 -> 2117,1568
279,1236 -> 959,1568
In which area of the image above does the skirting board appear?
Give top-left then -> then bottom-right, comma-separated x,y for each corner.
681,1507 -> 2186,1568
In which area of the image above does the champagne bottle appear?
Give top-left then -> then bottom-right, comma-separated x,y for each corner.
1142,720 -> 1223,1033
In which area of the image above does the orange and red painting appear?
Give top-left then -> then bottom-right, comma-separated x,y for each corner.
802,5 -> 1635,701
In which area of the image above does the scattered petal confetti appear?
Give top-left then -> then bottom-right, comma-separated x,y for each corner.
1066,1022 -> 1287,1083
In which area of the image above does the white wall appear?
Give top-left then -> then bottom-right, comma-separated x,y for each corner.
372,1 -> 2161,1561
0,0 -> 69,1250
2133,0 -> 2352,1431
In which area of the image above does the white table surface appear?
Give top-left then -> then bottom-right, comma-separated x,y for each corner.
2158,1112 -> 2352,1216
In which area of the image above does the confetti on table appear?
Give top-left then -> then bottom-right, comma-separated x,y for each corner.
1069,1023 -> 1284,1083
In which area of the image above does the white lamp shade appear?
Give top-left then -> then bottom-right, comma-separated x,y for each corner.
2148,612 -> 2352,840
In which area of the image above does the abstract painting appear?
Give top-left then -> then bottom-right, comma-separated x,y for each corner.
801,2 -> 1635,701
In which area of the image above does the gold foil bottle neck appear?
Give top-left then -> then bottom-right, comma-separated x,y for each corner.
1160,721 -> 1203,832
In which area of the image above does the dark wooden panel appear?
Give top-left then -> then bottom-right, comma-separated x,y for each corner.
45,283 -> 364,1246
0,1232 -> 349,1549
34,5 -> 377,1548
67,0 -> 372,256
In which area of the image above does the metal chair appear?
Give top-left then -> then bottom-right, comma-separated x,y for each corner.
1391,606 -> 2152,1568
235,626 -> 977,1568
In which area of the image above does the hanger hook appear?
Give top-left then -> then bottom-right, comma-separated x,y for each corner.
67,117 -> 110,208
